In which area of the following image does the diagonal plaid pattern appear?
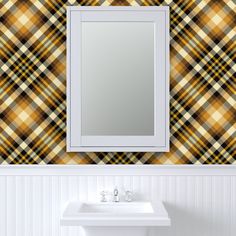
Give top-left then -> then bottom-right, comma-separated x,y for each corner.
1,0 -> 235,164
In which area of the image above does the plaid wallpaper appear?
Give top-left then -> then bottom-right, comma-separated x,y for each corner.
1,0 -> 235,164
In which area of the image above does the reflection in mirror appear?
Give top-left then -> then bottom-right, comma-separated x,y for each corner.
81,22 -> 154,136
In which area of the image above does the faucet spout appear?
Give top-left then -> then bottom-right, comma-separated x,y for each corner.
113,188 -> 119,202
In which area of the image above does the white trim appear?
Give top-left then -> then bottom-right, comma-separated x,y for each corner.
67,6 -> 169,152
0,165 -> 235,176
165,9 -> 170,150
81,136 -> 164,147
70,10 -> 82,147
66,7 -> 71,150
67,6 -> 169,11
67,146 -> 168,152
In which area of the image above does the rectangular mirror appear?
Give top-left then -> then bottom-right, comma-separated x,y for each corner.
67,7 -> 169,152
82,22 -> 154,136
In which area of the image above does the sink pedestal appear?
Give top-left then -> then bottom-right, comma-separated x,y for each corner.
83,226 -> 148,236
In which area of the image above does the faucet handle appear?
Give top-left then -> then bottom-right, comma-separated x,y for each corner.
125,190 -> 133,202
100,191 -> 108,202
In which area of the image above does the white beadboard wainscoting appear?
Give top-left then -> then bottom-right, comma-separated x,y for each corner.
0,165 -> 235,236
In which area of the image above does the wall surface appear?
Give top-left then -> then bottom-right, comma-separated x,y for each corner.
1,0 -> 235,164
0,166 -> 236,236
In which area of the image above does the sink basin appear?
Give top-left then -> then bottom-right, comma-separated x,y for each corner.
61,201 -> 170,227
79,202 -> 154,214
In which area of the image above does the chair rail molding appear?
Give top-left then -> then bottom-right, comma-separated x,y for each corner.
0,165 -> 235,176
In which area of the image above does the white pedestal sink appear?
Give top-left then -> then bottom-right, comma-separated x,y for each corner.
61,201 -> 170,236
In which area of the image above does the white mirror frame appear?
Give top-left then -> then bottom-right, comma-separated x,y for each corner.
67,6 -> 169,152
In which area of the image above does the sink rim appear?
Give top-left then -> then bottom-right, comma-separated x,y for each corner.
61,201 -> 171,227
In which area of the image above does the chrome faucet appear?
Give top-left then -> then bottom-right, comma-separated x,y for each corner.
100,191 -> 107,202
125,190 -> 133,202
113,187 -> 119,202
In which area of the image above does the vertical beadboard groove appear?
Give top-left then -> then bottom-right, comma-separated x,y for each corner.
230,176 -> 236,236
0,172 -> 235,236
223,177 -> 230,236
193,176 -> 197,236
42,176 -> 47,236
211,176 -> 216,236
0,176 -> 7,236
60,176 -> 69,236
15,177 -> 24,236
7,176 -> 16,236
196,176 -> 204,236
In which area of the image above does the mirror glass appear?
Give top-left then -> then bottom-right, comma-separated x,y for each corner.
81,22 -> 154,136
